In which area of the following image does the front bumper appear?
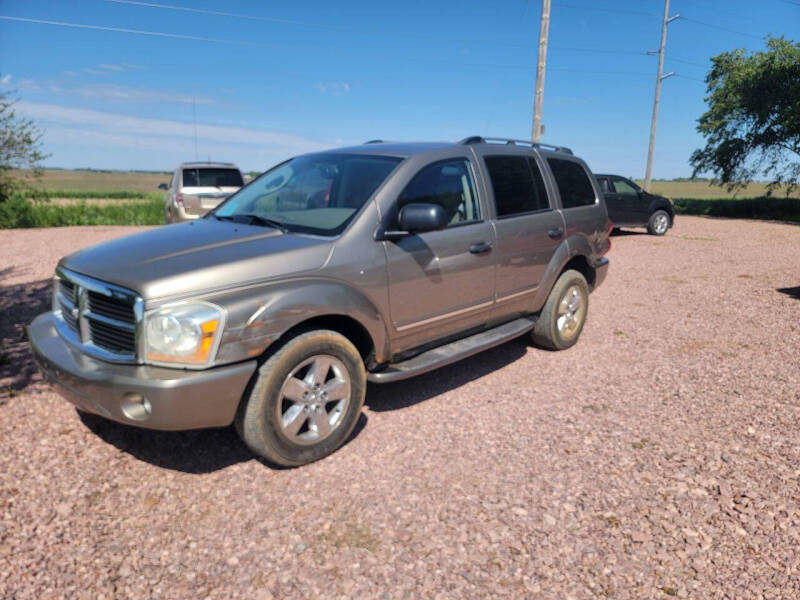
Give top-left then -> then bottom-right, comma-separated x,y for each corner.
28,312 -> 257,431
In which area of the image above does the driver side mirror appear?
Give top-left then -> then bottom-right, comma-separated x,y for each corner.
158,183 -> 168,190
398,203 -> 448,233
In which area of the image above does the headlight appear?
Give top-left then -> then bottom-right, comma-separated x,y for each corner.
143,302 -> 224,366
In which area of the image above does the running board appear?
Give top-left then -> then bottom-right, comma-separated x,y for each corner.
367,317 -> 536,383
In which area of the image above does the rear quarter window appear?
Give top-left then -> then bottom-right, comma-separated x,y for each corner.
547,159 -> 596,209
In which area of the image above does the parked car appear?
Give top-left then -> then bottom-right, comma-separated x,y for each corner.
29,136 -> 610,467
162,162 -> 244,223
594,174 -> 674,235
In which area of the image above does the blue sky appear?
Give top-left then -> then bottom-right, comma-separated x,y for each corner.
0,0 -> 798,177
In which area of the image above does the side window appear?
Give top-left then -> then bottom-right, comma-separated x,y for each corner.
613,178 -> 639,196
397,159 -> 480,226
182,169 -> 198,187
547,159 -> 596,209
598,177 -> 611,193
484,155 -> 549,217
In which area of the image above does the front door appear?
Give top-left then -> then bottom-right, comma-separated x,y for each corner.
384,158 -> 496,350
611,177 -> 643,224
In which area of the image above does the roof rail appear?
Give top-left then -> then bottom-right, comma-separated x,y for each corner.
363,139 -> 384,144
458,136 -> 573,155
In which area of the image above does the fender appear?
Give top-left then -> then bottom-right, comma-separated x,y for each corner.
529,239 -> 572,312
211,277 -> 390,366
648,198 -> 674,221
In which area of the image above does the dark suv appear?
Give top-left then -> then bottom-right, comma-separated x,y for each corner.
595,174 -> 674,235
30,136 -> 611,466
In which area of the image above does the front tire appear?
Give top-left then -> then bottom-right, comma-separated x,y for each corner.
647,209 -> 670,235
235,330 -> 366,467
532,269 -> 589,351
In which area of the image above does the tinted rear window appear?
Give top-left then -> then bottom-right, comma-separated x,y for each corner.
547,159 -> 595,208
183,168 -> 244,187
484,155 -> 549,217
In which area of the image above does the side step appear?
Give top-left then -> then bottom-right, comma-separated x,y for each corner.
367,317 -> 536,383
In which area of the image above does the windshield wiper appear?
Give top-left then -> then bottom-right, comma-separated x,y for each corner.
215,213 -> 289,233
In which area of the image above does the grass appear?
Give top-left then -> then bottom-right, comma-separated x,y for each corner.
0,198 -> 163,228
672,196 -> 800,223
35,189 -> 163,201
11,169 -> 169,193
637,180 -> 790,199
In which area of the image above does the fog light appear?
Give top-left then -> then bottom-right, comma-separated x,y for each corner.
120,393 -> 152,421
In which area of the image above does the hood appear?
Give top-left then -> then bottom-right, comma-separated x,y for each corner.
60,219 -> 333,300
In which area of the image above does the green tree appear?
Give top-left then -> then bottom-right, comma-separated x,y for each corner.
690,36 -> 800,195
0,85 -> 48,202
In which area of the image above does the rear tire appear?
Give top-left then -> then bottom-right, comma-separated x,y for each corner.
647,210 -> 670,235
235,330 -> 366,467
532,270 -> 589,351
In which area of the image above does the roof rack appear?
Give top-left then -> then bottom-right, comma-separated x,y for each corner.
363,139 -> 384,144
458,136 -> 573,155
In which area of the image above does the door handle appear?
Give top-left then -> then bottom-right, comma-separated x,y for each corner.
469,241 -> 493,254
548,227 -> 563,239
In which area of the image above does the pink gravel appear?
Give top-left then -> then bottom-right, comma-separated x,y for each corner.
1,217 -> 799,599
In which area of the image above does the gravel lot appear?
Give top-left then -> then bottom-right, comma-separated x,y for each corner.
1,217 -> 799,599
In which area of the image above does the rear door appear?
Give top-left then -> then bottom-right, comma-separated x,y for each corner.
477,150 -> 565,316
384,157 -> 496,348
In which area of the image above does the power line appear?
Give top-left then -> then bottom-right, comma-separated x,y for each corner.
0,13 -> 677,79
552,2 -> 659,17
679,16 -> 762,40
674,74 -> 705,83
664,56 -> 708,68
0,14 -> 293,48
104,0 -> 562,51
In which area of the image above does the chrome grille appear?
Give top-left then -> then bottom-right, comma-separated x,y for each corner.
87,291 -> 136,324
53,269 -> 142,362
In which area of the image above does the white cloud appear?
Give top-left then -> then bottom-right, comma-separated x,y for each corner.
0,74 -> 11,85
315,81 -> 351,95
73,83 -> 214,105
16,101 -> 333,157
15,77 -> 214,106
98,64 -> 123,71
63,71 -> 79,77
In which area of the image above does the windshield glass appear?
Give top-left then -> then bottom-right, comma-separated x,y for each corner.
213,153 -> 402,236
183,168 -> 244,187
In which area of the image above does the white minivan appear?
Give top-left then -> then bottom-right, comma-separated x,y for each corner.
162,162 -> 244,223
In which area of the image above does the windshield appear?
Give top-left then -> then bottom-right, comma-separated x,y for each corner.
212,153 -> 402,236
183,168 -> 244,187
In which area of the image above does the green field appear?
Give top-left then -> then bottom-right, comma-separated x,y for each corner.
13,169 -> 790,200
640,180 -> 784,199
3,169 -> 799,227
12,169 -> 170,195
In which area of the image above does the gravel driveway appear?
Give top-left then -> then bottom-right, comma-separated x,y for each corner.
1,217 -> 799,599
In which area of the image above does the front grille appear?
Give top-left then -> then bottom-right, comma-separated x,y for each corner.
89,319 -> 136,354
88,291 -> 135,324
54,269 -> 141,361
60,279 -> 75,300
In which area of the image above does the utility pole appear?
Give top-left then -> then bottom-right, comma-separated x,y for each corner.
531,0 -> 551,143
644,0 -> 679,191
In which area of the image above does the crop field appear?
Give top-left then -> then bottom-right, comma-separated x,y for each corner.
643,180 -> 786,199
4,170 -> 798,227
11,169 -> 170,195
12,169 -> 789,200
